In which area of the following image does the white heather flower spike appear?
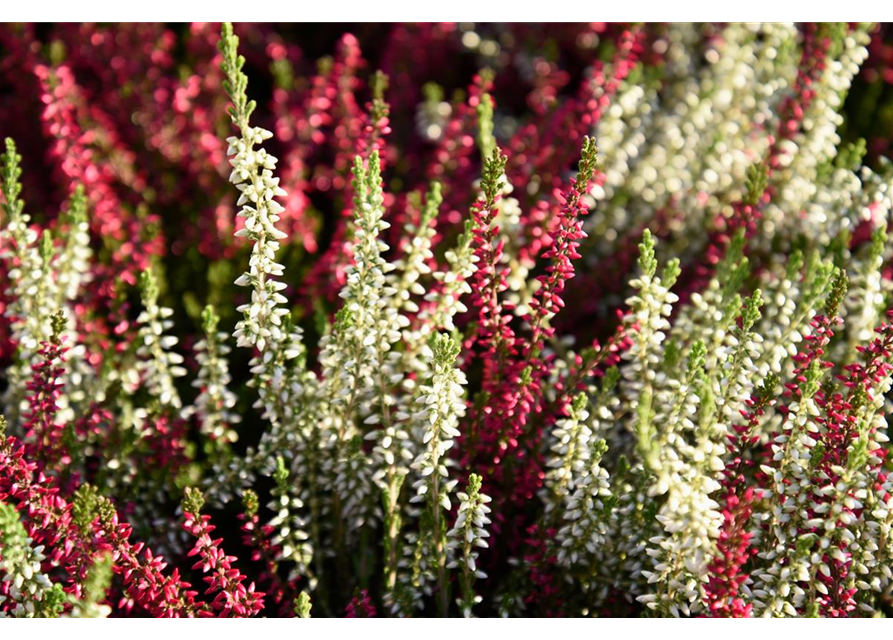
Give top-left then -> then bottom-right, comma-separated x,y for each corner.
621,229 -> 680,476
637,341 -> 717,618
754,254 -> 836,385
220,23 -> 290,356
268,457 -> 314,585
586,23 -> 799,270
319,150 -> 400,535
555,438 -> 612,571
411,333 -> 466,614
839,220 -> 891,364
218,22 -> 310,457
52,186 -> 95,427
544,393 -> 597,515
389,183 -> 441,318
410,334 -> 465,511
447,473 -> 492,618
136,269 -> 186,411
192,305 -> 241,452
54,185 -> 93,306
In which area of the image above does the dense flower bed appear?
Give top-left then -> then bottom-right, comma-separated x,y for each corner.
3,21 -> 893,618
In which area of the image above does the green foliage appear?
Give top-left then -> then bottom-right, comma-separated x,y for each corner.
71,554 -> 113,618
421,181 -> 443,227
574,136 -> 599,196
182,486 -> 206,515
242,489 -> 260,519
50,310 -> 66,346
836,138 -> 868,172
687,339 -> 707,373
638,229 -> 657,279
39,230 -> 53,265
273,456 -> 289,490
369,70 -> 390,124
218,23 -> 256,127
139,268 -> 159,307
294,591 -> 312,618
72,484 -> 115,535
601,366 -> 621,395
480,147 -> 508,211
824,269 -> 849,318
661,258 -> 681,289
741,289 -> 763,332
201,304 -> 220,335
744,161 -> 768,206
570,392 -> 588,417
476,93 -> 495,159
1,137 -> 23,220
431,333 -> 461,367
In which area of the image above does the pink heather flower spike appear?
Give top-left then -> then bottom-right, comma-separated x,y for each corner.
182,487 -> 265,617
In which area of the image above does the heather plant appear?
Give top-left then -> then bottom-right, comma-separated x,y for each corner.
2,21 -> 893,618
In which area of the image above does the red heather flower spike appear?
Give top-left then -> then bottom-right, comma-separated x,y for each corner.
182,490 -> 265,618
300,35 -> 399,309
99,512 -> 199,617
139,413 -> 191,472
479,137 -> 601,513
238,495 -> 294,616
356,72 -> 392,168
467,150 -> 515,364
22,329 -> 69,470
509,143 -> 599,447
754,279 -> 847,616
527,137 -> 600,357
704,488 -> 757,618
704,383 -> 775,617
464,148 -> 527,480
